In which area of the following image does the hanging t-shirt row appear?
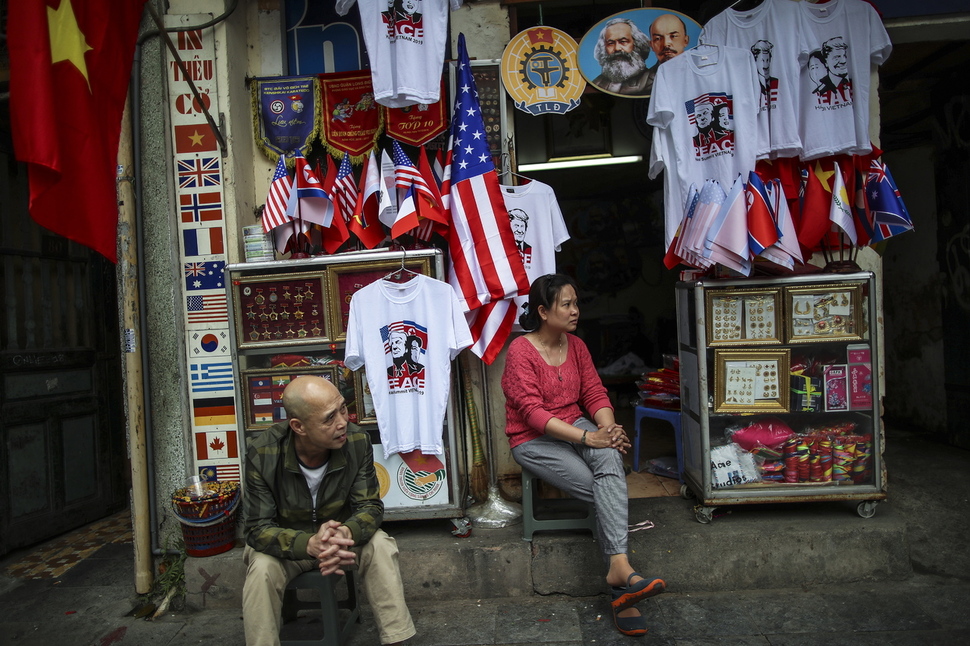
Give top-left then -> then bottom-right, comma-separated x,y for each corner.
698,0 -> 891,161
647,0 -> 892,249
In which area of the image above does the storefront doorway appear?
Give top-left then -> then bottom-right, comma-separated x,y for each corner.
0,148 -> 128,557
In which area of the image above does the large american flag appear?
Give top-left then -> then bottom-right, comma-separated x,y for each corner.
446,34 -> 530,331
262,156 -> 293,233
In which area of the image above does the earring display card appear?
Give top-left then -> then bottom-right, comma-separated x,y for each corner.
714,349 -> 790,413
706,289 -> 781,346
785,283 -> 864,343
232,272 -> 330,348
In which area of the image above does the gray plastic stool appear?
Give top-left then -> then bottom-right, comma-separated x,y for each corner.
279,570 -> 360,646
521,467 -> 597,541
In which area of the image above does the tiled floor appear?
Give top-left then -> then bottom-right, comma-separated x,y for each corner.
2,510 -> 131,580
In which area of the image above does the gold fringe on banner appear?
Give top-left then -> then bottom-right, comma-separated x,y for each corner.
250,75 -> 322,165
319,70 -> 384,165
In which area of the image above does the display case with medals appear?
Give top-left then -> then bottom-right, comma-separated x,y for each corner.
226,249 -> 465,520
231,271 -> 330,348
325,257 -> 432,342
241,365 -> 340,430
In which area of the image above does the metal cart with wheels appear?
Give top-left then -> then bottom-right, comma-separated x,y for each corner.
675,272 -> 887,523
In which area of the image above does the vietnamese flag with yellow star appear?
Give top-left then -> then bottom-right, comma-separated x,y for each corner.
8,0 -> 147,263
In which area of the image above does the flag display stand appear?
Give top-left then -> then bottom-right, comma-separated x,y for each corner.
226,249 -> 467,521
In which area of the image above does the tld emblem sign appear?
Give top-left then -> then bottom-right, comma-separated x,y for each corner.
501,27 -> 584,116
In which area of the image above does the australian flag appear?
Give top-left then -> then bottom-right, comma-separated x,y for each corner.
866,160 -> 913,244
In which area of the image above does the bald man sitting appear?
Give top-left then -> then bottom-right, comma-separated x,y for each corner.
242,376 -> 415,646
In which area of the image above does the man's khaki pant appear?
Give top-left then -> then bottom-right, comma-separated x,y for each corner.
242,529 -> 416,645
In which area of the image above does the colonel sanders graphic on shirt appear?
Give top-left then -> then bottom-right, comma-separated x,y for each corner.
383,322 -> 427,393
687,93 -> 735,161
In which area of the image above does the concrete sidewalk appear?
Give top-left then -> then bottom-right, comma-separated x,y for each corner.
1,425 -> 968,645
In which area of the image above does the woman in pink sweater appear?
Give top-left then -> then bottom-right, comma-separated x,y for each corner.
501,274 -> 666,637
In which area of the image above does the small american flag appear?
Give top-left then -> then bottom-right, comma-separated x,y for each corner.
334,152 -> 358,219
187,294 -> 228,325
392,141 -> 441,219
262,156 -> 293,233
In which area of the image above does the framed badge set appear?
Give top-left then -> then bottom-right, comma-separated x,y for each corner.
232,259 -> 433,430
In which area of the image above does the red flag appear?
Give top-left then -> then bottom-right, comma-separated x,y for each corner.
797,160 -> 836,251
392,141 -> 445,227
318,155 -> 350,254
756,157 -> 802,229
9,0 -> 148,263
663,185 -> 698,270
349,152 -> 388,249
287,152 -> 334,227
416,146 -> 447,225
745,171 -> 779,255
174,123 -> 218,154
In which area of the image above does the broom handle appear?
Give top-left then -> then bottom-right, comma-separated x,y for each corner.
478,360 -> 500,487
461,358 -> 486,467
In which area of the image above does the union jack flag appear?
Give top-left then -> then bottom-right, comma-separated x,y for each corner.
177,156 -> 221,189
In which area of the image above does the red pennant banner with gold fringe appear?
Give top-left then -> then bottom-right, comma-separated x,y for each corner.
320,70 -> 383,162
385,81 -> 448,146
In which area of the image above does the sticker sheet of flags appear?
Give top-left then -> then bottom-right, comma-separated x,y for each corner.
665,156 -> 913,274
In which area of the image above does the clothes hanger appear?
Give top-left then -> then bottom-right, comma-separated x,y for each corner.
383,247 -> 420,284
499,148 -> 532,188
729,0 -> 765,11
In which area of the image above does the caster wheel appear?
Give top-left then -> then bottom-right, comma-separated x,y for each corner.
694,505 -> 714,524
680,484 -> 694,500
450,517 -> 473,537
857,500 -> 878,519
